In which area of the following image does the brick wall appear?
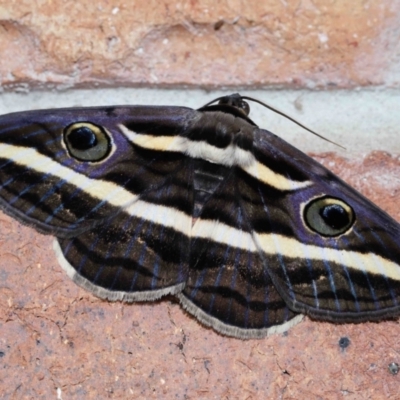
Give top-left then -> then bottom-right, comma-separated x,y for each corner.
0,1 -> 399,89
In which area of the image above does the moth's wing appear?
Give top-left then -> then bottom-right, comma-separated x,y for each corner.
0,106 -> 194,236
247,127 -> 400,322
0,106 -> 196,299
55,160 -> 193,300
179,167 -> 303,339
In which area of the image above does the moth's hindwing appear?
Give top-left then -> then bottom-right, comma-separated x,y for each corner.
55,155 -> 194,301
0,96 -> 400,339
179,159 -> 303,338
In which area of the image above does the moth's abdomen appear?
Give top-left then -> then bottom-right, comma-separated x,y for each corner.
193,158 -> 230,219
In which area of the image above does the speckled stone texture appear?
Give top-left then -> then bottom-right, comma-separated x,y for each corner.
0,151 -> 399,399
0,0 -> 399,89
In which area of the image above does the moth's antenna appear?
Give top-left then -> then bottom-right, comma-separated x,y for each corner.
202,94 -> 344,149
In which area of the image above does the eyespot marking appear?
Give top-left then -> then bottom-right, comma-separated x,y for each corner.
304,196 -> 355,237
64,122 -> 112,162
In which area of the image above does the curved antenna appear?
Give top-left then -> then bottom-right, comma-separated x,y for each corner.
202,94 -> 344,149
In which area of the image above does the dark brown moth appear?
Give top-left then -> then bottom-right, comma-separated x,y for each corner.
0,93 -> 399,338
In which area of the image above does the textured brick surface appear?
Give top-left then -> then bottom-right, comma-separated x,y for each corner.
0,0 -> 399,89
0,151 -> 399,399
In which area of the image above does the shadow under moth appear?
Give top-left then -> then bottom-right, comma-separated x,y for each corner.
0,93 -> 399,339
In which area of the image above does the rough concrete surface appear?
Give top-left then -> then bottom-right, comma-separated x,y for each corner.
0,151 -> 399,399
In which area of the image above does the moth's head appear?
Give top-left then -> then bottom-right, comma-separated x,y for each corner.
198,93 -> 257,127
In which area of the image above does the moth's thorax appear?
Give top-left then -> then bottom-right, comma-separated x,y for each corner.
186,110 -> 256,167
119,109 -> 257,168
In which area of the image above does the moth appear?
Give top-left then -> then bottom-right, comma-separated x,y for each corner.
0,93 -> 399,339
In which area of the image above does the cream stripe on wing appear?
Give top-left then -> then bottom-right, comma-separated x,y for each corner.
192,219 -> 257,252
120,126 -> 312,191
0,143 -> 192,233
119,125 -> 254,167
0,144 -> 128,201
190,216 -> 400,282
241,162 -> 311,191
254,232 -> 400,282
